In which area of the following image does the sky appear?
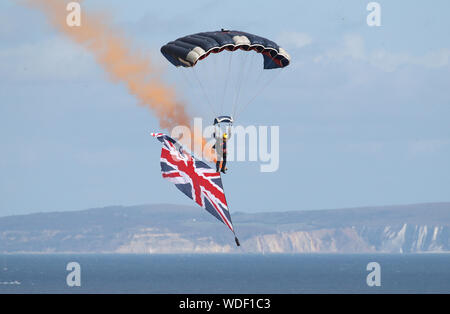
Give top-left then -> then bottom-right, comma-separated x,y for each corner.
1,0 -> 449,216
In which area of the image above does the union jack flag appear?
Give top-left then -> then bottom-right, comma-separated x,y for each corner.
151,133 -> 239,244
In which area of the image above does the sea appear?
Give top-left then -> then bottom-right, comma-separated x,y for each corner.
0,254 -> 449,294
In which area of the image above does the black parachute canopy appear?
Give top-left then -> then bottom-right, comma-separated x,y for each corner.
161,29 -> 291,69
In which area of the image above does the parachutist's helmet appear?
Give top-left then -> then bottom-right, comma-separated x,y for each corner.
223,133 -> 228,139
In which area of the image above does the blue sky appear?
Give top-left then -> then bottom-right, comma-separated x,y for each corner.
1,0 -> 449,216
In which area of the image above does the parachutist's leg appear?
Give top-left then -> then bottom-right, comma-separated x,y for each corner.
221,155 -> 227,173
216,161 -> 221,172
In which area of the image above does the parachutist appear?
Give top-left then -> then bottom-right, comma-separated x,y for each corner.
235,237 -> 240,247
213,133 -> 228,174
158,30 -> 291,246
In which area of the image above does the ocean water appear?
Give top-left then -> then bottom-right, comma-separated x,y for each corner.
0,254 -> 448,294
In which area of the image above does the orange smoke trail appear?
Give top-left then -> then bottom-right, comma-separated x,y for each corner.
27,0 -> 215,161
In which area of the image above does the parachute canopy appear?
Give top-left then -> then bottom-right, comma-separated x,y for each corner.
161,29 -> 291,70
160,29 -> 291,130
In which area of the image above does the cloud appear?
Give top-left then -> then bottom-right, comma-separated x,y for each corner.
314,34 -> 450,72
0,36 -> 96,82
338,139 -> 450,157
277,31 -> 312,49
408,139 -> 450,155
75,148 -> 134,167
343,141 -> 385,154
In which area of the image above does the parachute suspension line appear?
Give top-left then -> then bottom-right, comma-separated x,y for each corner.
191,66 -> 217,117
233,50 -> 257,119
178,68 -> 195,90
235,68 -> 284,120
234,52 -> 274,121
211,50 -> 220,110
220,52 -> 233,115
253,59 -> 267,87
231,51 -> 250,119
234,54 -> 284,121
178,68 -> 214,122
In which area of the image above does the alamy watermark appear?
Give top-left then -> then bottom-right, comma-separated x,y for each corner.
366,262 -> 381,287
367,2 -> 381,27
66,2 -> 81,27
66,261 -> 81,287
169,118 -> 280,173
